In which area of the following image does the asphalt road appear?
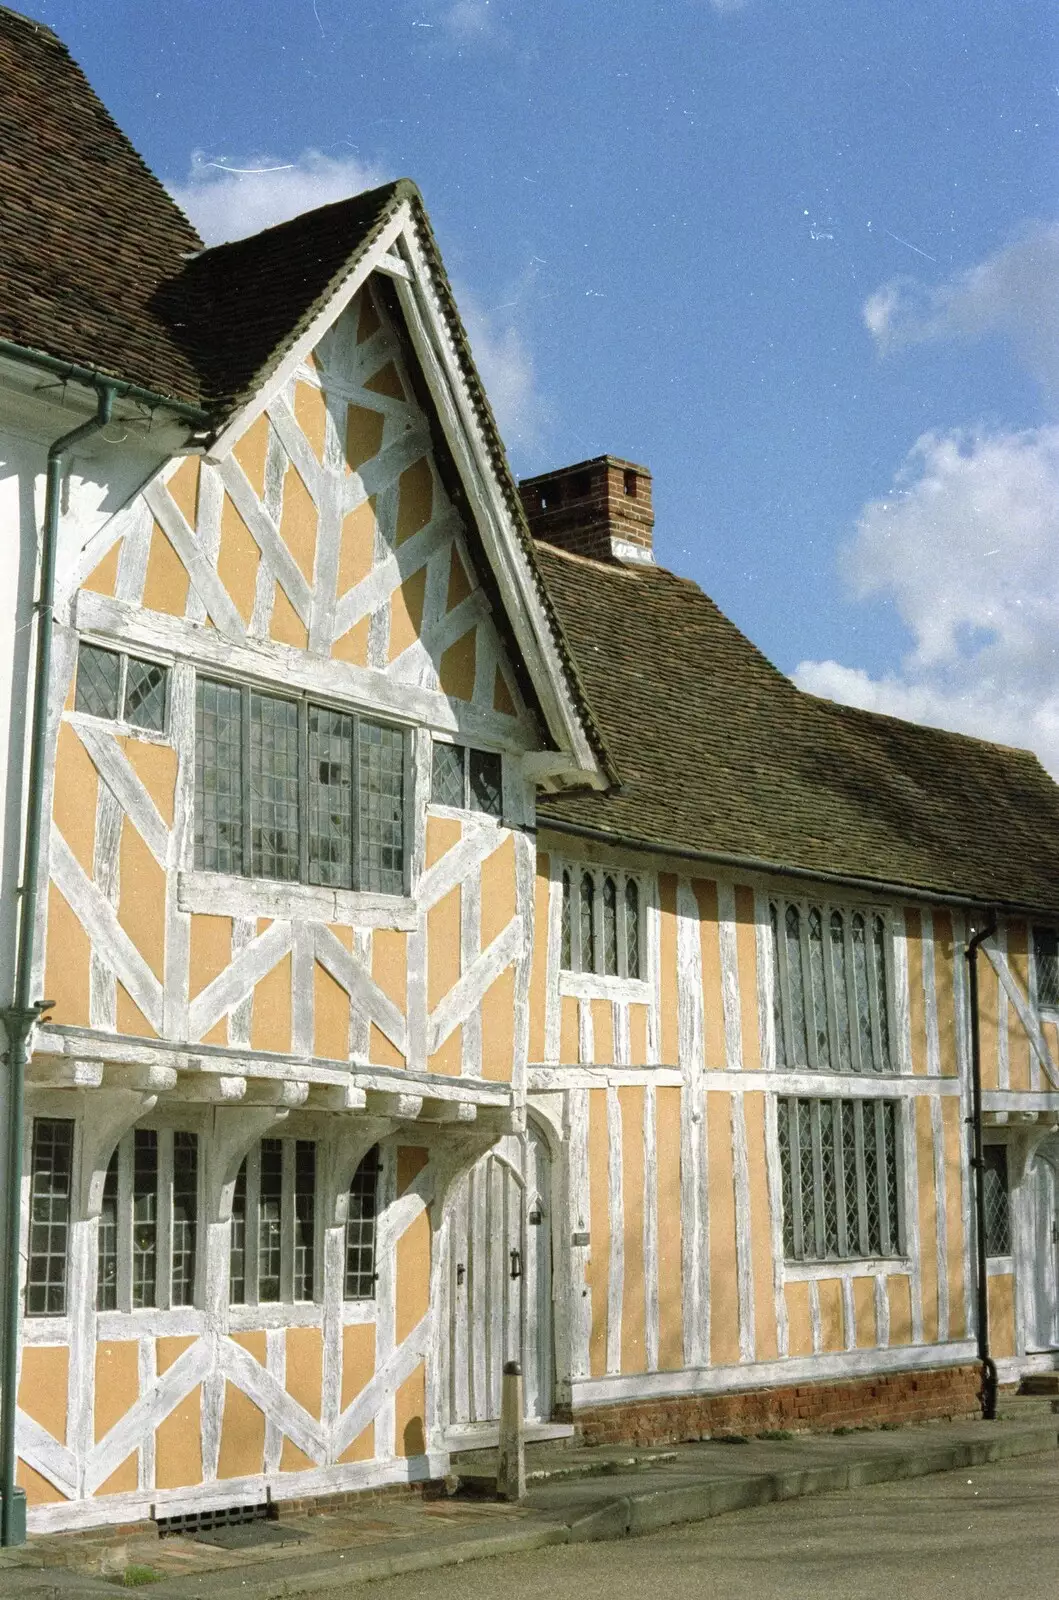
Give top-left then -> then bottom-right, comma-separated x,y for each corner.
359,1451 -> 1059,1600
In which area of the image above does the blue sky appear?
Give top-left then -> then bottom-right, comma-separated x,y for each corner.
24,1 -> 1059,768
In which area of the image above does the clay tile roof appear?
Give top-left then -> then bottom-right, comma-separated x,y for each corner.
534,543 -> 1059,914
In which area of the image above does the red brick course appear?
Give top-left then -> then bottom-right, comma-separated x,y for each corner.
573,1364 -> 981,1447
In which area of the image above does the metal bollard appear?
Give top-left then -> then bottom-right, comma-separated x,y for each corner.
497,1360 -> 526,1501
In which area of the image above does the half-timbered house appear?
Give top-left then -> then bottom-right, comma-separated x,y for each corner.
2,6 -> 1059,1538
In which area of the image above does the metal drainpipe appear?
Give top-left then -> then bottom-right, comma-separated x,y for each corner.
0,381 -> 117,1546
967,913 -> 999,1422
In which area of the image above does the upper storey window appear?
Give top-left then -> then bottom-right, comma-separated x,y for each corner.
75,642 -> 168,734
1033,927 -> 1059,1012
195,678 -> 406,894
430,740 -> 502,818
561,867 -> 641,980
771,899 -> 895,1074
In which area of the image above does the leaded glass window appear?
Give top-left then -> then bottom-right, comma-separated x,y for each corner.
982,1145 -> 1011,1257
345,1146 -> 381,1300
96,1129 -> 200,1313
171,1132 -> 198,1307
75,642 -> 169,732
469,749 -> 502,818
772,898 -> 894,1074
26,1118 -> 73,1316
429,740 -> 503,819
97,1151 -> 119,1311
431,740 -> 465,809
1034,927 -> 1059,1012
776,1096 -> 902,1261
258,1139 -> 283,1303
560,865 -> 644,979
194,678 -> 406,894
229,1138 -> 319,1307
293,1142 -> 316,1302
132,1129 -> 158,1309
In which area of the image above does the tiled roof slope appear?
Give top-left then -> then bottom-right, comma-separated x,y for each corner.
0,6 -> 205,404
535,544 -> 1059,914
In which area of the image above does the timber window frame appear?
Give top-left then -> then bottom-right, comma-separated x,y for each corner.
26,1117 -> 74,1317
982,1144 -> 1012,1258
1032,926 -> 1059,1015
776,1095 -> 904,1262
560,865 -> 643,980
429,738 -> 503,820
74,640 -> 170,735
344,1146 -> 381,1300
194,676 -> 408,896
770,898 -> 896,1074
229,1138 -> 319,1308
97,1129 -> 201,1312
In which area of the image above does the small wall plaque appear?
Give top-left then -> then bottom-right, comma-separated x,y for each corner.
571,1229 -> 590,1247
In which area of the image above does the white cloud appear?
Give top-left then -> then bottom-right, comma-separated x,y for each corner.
441,0 -> 493,40
794,425 -> 1059,775
454,277 -> 546,452
864,220 -> 1059,398
168,149 -> 387,246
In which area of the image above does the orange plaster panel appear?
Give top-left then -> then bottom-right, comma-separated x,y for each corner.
117,817 -> 166,981
655,1086 -> 684,1370
97,1454 -> 139,1497
428,885 -> 461,1011
280,1437 -> 315,1473
977,949 -> 1000,1091
117,984 -> 156,1039
190,914 -> 232,1045
987,1274 -> 1015,1359
337,498 -> 376,594
285,1327 -> 323,1420
365,360 -> 406,402
933,910 -> 958,1076
16,1458 -> 65,1505
560,995 -> 579,1065
427,815 -> 462,869
232,411 -> 270,498
281,465 -> 318,584
742,1093 -> 778,1361
853,1276 -> 876,1348
395,1364 -> 426,1457
396,1205 -> 430,1344
217,1383 -> 266,1480
18,1346 -> 67,1443
314,960 -> 350,1062
586,1089 -> 610,1378
167,454 -> 201,528
142,524 -> 190,617
528,861 -> 549,1064
438,628 -> 477,702
155,1385 -> 203,1491
388,566 -> 427,659
619,1086 -> 646,1374
784,1281 -> 814,1357
95,1342 -> 139,1441
817,1278 -> 844,1352
734,886 -> 761,1070
493,667 -> 517,717
53,723 -> 98,874
294,380 -> 329,460
250,950 -> 292,1054
81,538 -> 122,596
370,929 -> 407,1069
887,1274 -> 914,1346
446,544 -> 473,610
694,880 -> 726,1071
480,963 -> 515,1081
707,1091 -> 740,1365
125,740 -> 177,829
217,494 -> 261,626
628,1005 -> 649,1066
395,458 -> 432,545
916,1097 -> 940,1342
941,1096 -> 966,1339
341,1322 -> 377,1412
346,404 -> 385,474
157,1336 -> 198,1375
1006,923 -> 1032,1092
333,614 -> 371,665
658,875 -> 678,1066
270,583 -> 309,649
480,835 -> 516,950
592,999 -> 615,1064
340,1424 -> 376,1464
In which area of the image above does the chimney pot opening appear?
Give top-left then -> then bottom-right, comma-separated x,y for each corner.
623,469 -> 637,498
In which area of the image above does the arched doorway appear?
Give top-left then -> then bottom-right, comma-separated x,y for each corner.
446,1121 -> 553,1428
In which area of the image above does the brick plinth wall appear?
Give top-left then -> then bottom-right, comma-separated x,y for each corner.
574,1364 -> 982,1447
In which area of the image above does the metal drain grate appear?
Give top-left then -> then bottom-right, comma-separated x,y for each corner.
155,1500 -> 272,1538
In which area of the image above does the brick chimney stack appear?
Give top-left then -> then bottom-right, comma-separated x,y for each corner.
518,455 -> 654,565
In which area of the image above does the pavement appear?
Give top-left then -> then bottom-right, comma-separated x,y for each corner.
0,1396 -> 1055,1597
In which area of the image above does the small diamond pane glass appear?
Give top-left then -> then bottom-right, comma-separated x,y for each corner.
469,749 -> 502,818
124,657 -> 168,732
75,643 -> 120,720
431,741 -> 465,808
602,876 -> 618,976
624,878 -> 640,979
250,693 -> 300,881
358,719 -> 405,894
983,1146 -> 1011,1257
195,679 -> 243,873
308,706 -> 354,889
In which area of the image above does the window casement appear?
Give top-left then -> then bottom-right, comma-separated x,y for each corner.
96,1129 -> 200,1311
1033,927 -> 1059,1013
770,899 -> 895,1074
776,1096 -> 903,1261
560,866 -> 641,979
26,1118 -> 74,1316
195,677 -> 406,894
74,641 -> 169,734
229,1138 -> 318,1307
982,1145 -> 1011,1258
344,1146 -> 381,1299
429,739 -> 502,819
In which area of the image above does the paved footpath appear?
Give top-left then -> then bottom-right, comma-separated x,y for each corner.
1,1399 -> 1055,1597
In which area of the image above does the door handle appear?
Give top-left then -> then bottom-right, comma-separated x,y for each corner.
510,1248 -> 522,1280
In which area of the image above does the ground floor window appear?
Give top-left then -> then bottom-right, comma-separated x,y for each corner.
97,1129 -> 200,1311
27,1118 -> 74,1316
345,1146 -> 381,1299
982,1145 -> 1011,1257
776,1096 -> 902,1261
230,1138 -> 318,1306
